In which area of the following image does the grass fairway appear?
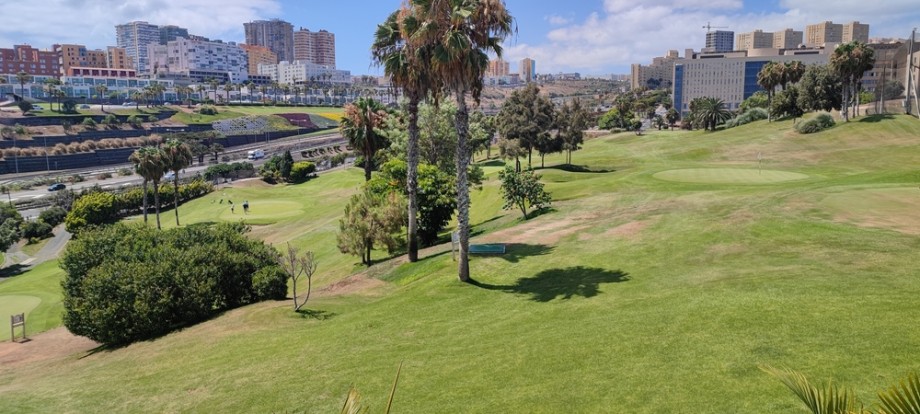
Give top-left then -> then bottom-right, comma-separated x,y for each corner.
2,116 -> 920,412
0,261 -> 65,342
654,168 -> 809,184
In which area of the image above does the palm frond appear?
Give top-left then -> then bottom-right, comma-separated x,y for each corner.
878,372 -> 920,414
762,365 -> 864,414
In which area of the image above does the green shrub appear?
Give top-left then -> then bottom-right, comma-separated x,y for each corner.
252,266 -> 289,300
21,220 -> 53,240
61,223 -> 280,346
96,172 -> 112,180
725,108 -> 769,128
199,105 -> 218,116
127,115 -> 143,128
117,168 -> 133,177
289,161 -> 316,183
102,114 -> 118,127
64,191 -> 118,233
795,113 -> 836,134
39,206 -> 67,227
331,152 -> 347,167
81,118 -> 97,129
14,124 -> 27,136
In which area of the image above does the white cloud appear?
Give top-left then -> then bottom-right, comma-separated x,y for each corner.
0,0 -> 281,50
546,15 -> 573,26
504,0 -> 919,75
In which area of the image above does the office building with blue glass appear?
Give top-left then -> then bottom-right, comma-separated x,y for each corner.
671,48 -> 832,116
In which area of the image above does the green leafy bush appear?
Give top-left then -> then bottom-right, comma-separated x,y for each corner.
795,113 -> 836,134
199,105 -> 218,115
39,206 -> 67,227
289,161 -> 316,183
61,223 -> 282,346
81,118 -> 97,130
21,220 -> 53,240
252,266 -> 289,300
725,108 -> 769,128
102,114 -> 118,128
127,115 -> 143,128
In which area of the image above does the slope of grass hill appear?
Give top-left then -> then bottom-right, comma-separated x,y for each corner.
1,114 -> 919,412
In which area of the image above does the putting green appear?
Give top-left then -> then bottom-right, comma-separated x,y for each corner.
821,187 -> 920,235
0,295 -> 41,324
653,168 -> 809,184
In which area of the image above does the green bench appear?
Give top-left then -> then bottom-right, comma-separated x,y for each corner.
469,244 -> 506,255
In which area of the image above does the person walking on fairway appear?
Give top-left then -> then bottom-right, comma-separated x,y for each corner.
243,200 -> 249,214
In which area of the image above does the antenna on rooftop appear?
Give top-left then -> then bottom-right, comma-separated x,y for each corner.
703,22 -> 729,33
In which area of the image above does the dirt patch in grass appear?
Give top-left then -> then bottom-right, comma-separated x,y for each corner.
316,274 -> 386,297
477,215 -> 593,245
0,327 -> 98,371
820,187 -> 920,235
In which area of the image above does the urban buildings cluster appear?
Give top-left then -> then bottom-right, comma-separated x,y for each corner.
483,57 -> 541,86
0,18 -> 358,103
629,20 -> 920,116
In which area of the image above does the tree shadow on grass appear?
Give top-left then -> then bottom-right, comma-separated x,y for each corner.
859,114 -> 895,123
470,266 -> 630,302
296,308 -> 336,320
0,264 -> 30,279
539,164 -> 616,174
490,243 -> 554,264
479,159 -> 507,167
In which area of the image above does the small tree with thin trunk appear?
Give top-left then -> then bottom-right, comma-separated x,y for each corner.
498,166 -> 552,220
276,243 -> 317,312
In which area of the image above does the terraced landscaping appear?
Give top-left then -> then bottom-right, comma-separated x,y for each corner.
1,115 -> 919,412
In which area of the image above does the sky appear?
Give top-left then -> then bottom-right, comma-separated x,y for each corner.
1,0 -> 919,77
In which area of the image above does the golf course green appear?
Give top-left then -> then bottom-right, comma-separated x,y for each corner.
1,114 -> 919,412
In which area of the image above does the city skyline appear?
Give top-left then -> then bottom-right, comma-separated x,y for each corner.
1,1 -> 919,76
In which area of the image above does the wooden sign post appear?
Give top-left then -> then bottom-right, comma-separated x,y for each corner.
10,313 -> 26,342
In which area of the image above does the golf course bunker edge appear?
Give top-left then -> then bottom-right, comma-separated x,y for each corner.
653,168 -> 809,184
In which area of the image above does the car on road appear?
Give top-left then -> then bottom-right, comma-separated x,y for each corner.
163,171 -> 175,180
33,105 -> 44,110
80,104 -> 91,109
47,183 -> 66,192
122,102 -> 136,106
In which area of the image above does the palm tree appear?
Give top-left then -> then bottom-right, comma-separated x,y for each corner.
129,147 -> 166,226
340,97 -> 388,182
15,72 -> 32,100
161,139 -> 193,226
131,90 -> 144,110
43,78 -> 61,111
223,82 -> 234,104
95,85 -> 108,111
690,97 -> 732,131
243,80 -> 254,103
410,0 -> 514,282
270,81 -> 281,103
372,7 -> 440,262
207,78 -> 219,103
757,62 -> 780,119
783,61 -> 806,89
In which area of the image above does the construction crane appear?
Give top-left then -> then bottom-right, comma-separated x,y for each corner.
702,22 -> 728,33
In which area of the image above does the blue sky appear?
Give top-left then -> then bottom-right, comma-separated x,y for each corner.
1,1 -> 918,76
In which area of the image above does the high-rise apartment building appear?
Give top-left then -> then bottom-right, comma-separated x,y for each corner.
842,21 -> 870,43
520,58 -> 536,83
244,19 -> 294,63
0,45 -> 59,76
631,50 -> 681,90
736,30 -> 774,50
487,59 -> 510,77
805,21 -> 842,46
106,46 -> 134,70
773,29 -> 804,49
159,25 -> 190,45
148,37 -> 248,82
293,28 -> 336,67
116,21 -> 160,73
54,44 -> 108,76
258,60 -> 350,85
705,31 -> 734,52
240,44 -> 278,76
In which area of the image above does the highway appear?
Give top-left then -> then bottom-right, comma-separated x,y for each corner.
2,132 -> 348,218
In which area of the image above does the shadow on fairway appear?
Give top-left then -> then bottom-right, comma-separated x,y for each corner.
297,308 -> 337,320
539,164 -> 616,174
0,264 -> 30,279
493,243 -> 554,263
859,114 -> 895,123
470,266 -> 630,302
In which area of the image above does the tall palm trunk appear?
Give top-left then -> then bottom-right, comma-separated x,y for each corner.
454,90 -> 471,282
173,174 -> 181,226
142,179 -> 149,223
407,97 -> 420,262
152,179 -> 162,229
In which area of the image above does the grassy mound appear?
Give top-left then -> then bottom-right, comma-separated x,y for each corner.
653,168 -> 809,184
0,261 -> 65,341
2,115 -> 920,412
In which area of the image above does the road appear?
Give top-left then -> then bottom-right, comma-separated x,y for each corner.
2,133 -> 347,208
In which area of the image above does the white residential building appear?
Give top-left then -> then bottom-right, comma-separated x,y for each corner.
258,60 -> 351,85
148,38 -> 249,83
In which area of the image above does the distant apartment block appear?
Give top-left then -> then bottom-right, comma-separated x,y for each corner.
240,44 -> 278,76
294,28 -> 336,67
258,60 -> 351,85
842,21 -> 870,43
148,37 -> 249,83
0,45 -> 59,76
773,29 -> 804,49
67,67 -> 137,78
245,19 -> 294,63
159,25 -> 190,45
630,50 -> 681,90
705,30 -> 734,52
520,58 -> 536,83
487,59 -> 510,77
54,44 -> 108,76
736,30 -> 774,51
116,21 -> 160,73
107,47 -> 134,70
805,21 -> 842,46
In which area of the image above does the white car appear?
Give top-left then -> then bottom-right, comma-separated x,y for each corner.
33,105 -> 44,110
